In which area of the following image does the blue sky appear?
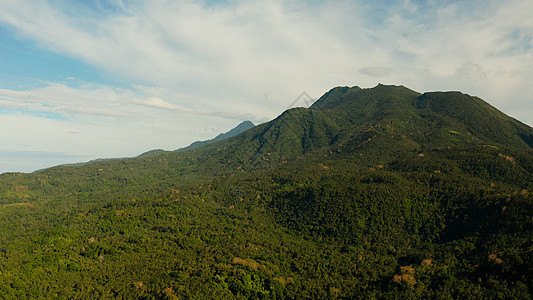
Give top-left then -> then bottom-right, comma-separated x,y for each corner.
0,0 -> 532,173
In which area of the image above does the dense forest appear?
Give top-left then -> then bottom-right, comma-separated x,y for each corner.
0,84 -> 532,299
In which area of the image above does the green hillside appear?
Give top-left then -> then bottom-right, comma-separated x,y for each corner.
0,85 -> 532,299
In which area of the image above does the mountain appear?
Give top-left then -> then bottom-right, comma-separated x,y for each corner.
310,84 -> 532,149
181,84 -> 533,176
0,85 -> 531,299
175,120 -> 255,152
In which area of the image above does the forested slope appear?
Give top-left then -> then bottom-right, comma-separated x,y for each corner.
0,84 -> 531,299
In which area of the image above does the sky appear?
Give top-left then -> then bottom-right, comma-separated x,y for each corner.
0,0 -> 532,174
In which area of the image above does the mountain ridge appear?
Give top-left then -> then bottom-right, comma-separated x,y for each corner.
176,120 -> 255,152
189,84 -> 533,172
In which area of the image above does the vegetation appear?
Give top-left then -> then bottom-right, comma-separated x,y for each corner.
0,84 -> 531,299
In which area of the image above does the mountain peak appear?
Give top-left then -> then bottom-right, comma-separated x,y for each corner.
176,120 -> 255,152
310,84 -> 420,111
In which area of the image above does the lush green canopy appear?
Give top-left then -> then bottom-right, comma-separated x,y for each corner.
0,85 -> 531,299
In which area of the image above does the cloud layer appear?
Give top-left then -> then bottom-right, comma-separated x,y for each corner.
0,0 -> 532,172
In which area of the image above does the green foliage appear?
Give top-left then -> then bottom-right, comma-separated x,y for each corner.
0,84 -> 532,298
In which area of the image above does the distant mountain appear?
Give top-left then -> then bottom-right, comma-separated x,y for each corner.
175,120 -> 255,152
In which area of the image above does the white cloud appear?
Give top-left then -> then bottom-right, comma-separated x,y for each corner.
132,97 -> 199,114
0,1 -> 366,111
455,62 -> 487,82
360,67 -> 393,78
0,83 -> 138,120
